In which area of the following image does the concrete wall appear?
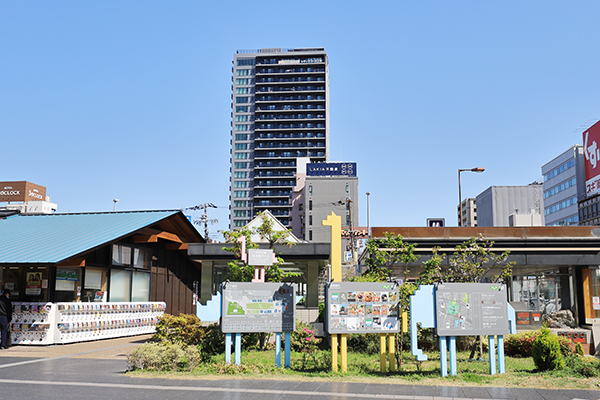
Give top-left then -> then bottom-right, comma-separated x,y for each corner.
476,185 -> 544,227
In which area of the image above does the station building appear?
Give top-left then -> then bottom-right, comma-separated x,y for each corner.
0,210 -> 205,315
369,226 -> 600,331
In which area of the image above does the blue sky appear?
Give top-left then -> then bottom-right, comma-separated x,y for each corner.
1,1 -> 599,240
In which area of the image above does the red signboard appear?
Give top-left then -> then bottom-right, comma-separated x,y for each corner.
583,121 -> 600,195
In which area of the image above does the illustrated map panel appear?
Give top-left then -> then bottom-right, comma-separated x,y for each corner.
326,282 -> 400,334
221,282 -> 295,333
435,283 -> 509,336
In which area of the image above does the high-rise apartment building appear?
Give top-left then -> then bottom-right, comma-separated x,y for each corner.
229,48 -> 329,229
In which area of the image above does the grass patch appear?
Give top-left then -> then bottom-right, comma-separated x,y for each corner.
126,348 -> 600,390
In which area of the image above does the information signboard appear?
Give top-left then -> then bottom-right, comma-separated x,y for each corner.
435,283 -> 509,336
221,282 -> 295,333
326,282 -> 400,334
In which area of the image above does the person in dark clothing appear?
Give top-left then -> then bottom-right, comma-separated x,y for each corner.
0,289 -> 12,349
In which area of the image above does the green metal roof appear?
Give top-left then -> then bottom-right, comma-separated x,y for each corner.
0,210 -> 186,264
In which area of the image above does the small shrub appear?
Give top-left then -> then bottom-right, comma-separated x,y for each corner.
417,328 -> 437,352
505,330 -> 538,357
241,332 -> 260,350
347,333 -> 381,355
201,323 -> 225,357
127,342 -> 202,372
290,321 -> 321,352
565,354 -> 600,377
576,342 -> 585,356
212,361 -> 277,374
153,314 -> 206,347
505,329 -> 573,358
532,328 -> 565,371
318,301 -> 325,322
290,321 -> 321,369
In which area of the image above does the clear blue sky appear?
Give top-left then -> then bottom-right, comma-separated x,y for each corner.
2,1 -> 599,240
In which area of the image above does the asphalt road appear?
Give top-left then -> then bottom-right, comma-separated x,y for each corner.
0,335 -> 599,400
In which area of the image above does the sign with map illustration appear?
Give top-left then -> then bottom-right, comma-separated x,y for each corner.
325,282 -> 400,334
435,283 -> 509,336
221,282 -> 295,333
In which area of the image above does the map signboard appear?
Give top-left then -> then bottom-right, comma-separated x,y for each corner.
221,282 -> 295,333
435,283 -> 509,337
326,282 -> 400,334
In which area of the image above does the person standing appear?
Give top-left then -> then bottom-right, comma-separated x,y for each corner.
0,289 -> 12,349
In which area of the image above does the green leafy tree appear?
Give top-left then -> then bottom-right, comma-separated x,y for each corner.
362,232 -> 419,277
419,235 -> 515,359
219,212 -> 299,350
358,232 -> 418,368
220,212 -> 298,283
419,235 -> 514,285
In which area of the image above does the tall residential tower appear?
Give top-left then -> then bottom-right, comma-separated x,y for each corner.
229,48 -> 329,229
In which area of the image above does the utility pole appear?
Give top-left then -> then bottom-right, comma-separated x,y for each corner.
346,197 -> 357,266
186,203 -> 218,242
333,197 -> 357,268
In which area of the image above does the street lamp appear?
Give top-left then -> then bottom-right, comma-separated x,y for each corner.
366,192 -> 371,238
458,168 -> 485,227
113,199 -> 120,212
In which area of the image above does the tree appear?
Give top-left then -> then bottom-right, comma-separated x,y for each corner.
419,235 -> 515,359
419,235 -> 514,285
219,212 -> 299,350
221,212 -> 298,283
358,232 -> 419,368
363,232 -> 419,276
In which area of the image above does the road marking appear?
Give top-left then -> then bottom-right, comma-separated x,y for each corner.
0,379 -> 405,398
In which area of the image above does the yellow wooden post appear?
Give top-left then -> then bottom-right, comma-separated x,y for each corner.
323,212 -> 343,373
380,333 -> 387,372
341,333 -> 347,373
322,212 -> 342,282
331,334 -> 338,372
389,334 -> 396,372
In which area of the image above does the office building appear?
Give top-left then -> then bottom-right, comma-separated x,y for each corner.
229,48 -> 329,229
302,162 -> 359,243
542,145 -> 586,226
475,185 -> 544,227
457,197 -> 477,227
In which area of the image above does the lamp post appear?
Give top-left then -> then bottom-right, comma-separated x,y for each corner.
366,192 -> 371,238
458,168 -> 485,227
113,199 -> 120,212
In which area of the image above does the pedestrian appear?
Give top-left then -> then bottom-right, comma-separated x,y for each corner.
0,289 -> 12,349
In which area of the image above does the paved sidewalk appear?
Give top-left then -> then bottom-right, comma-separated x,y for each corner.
0,336 -> 599,400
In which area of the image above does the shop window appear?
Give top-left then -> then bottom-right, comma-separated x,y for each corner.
109,269 -> 150,302
511,273 -> 569,316
131,271 -> 150,302
110,245 -> 151,302
55,267 -> 82,302
112,245 -> 150,270
133,249 -> 151,270
84,268 -> 107,302
109,269 -> 132,302
112,245 -> 132,267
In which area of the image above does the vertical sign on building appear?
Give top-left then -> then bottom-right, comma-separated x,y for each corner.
583,120 -> 600,195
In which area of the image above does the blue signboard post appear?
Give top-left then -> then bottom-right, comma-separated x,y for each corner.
410,283 -> 517,377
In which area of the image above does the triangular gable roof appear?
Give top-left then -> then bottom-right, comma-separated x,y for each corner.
245,210 -> 301,243
0,210 -> 204,264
